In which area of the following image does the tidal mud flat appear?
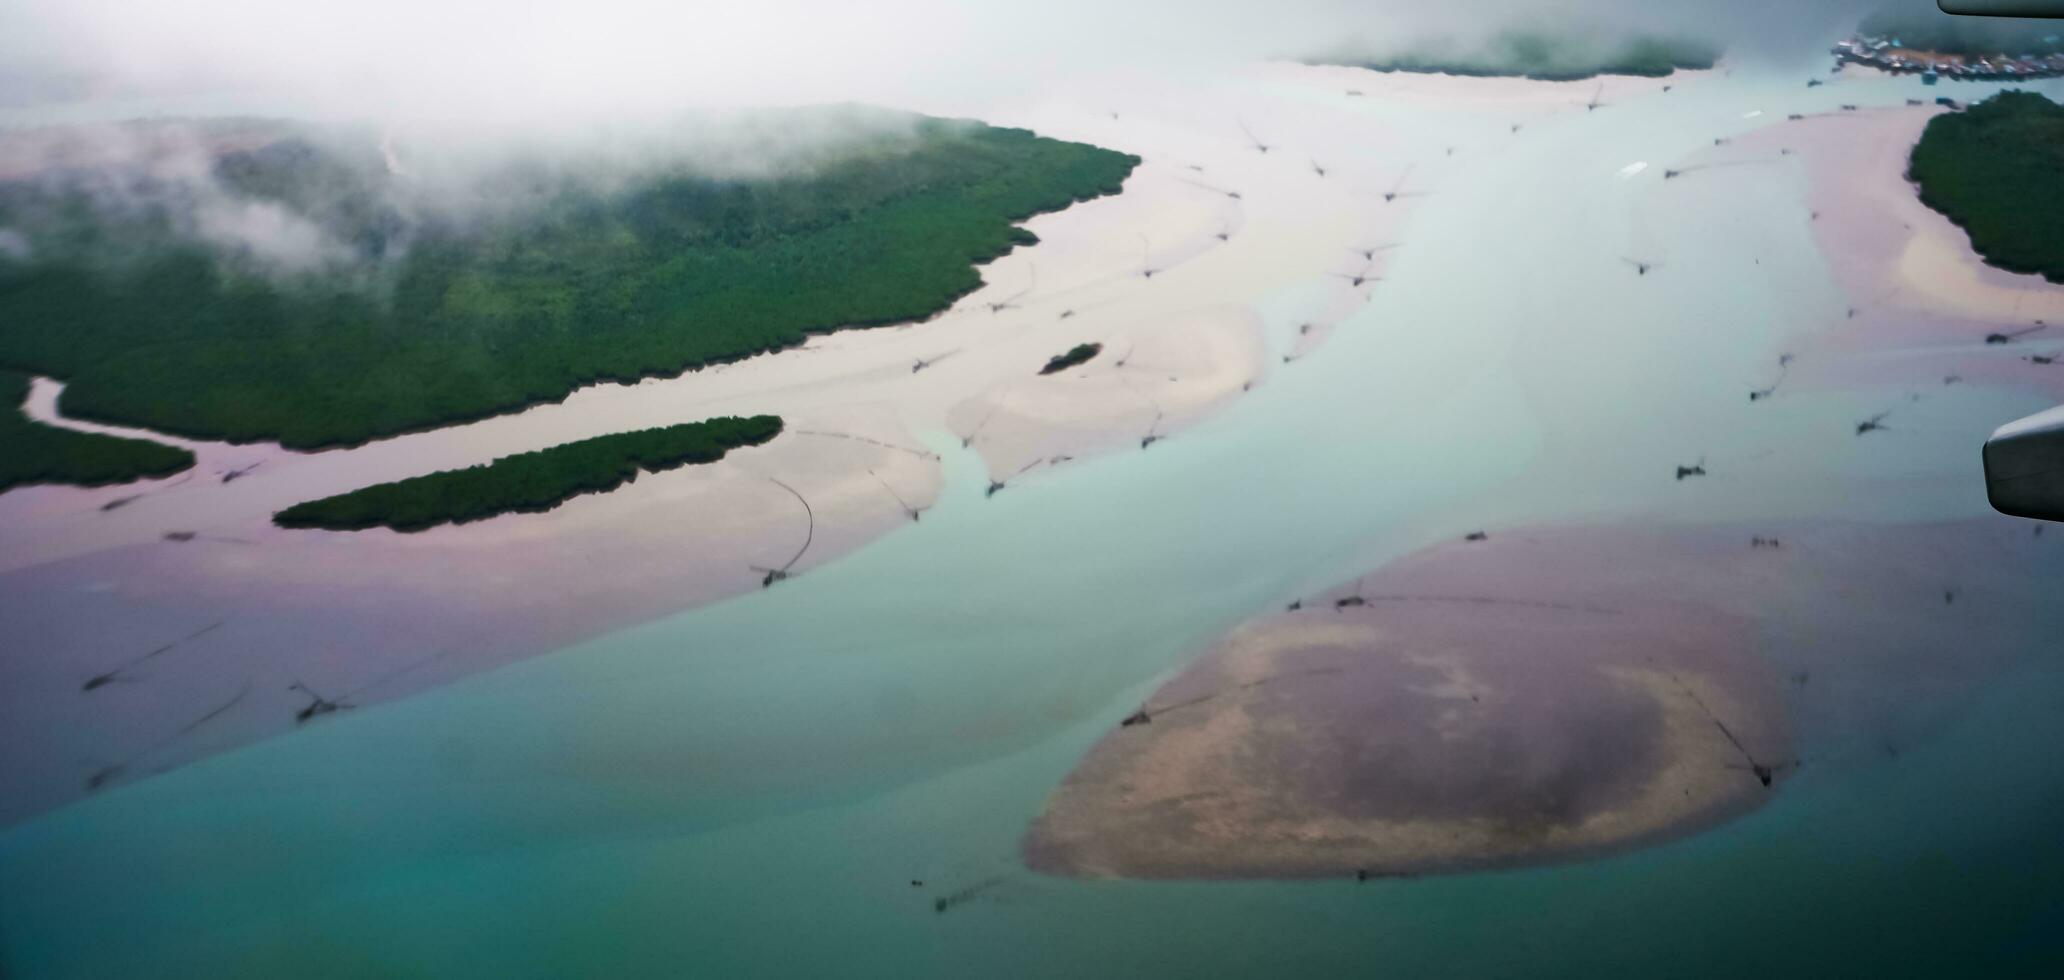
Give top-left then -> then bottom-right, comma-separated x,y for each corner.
0,60 -> 1564,822
7,57 -> 2064,978
3,54 -> 2059,853
1687,102 -> 2064,404
1029,516 -> 2061,879
1028,598 -> 1787,879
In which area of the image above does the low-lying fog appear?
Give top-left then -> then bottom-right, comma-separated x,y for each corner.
0,0 -> 1936,125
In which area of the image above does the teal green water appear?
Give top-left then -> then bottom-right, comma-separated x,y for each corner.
5,67 -> 2064,977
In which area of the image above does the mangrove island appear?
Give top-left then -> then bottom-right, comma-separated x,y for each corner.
273,415 -> 783,532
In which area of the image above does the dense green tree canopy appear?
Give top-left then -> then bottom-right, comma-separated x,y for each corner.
0,114 -> 1137,453
1910,91 -> 2064,282
1329,32 -> 1719,81
0,370 -> 193,492
274,415 -> 782,532
1040,342 -> 1102,375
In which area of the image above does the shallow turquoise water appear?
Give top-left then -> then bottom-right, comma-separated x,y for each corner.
5,65 -> 2064,977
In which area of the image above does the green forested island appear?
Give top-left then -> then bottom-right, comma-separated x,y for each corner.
1909,91 -> 2064,282
1039,342 -> 1102,374
0,112 -> 1137,464
274,415 -> 781,532
1330,31 -> 1720,81
0,370 -> 193,492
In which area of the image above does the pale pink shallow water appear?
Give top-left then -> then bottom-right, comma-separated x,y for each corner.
1718,107 -> 2064,403
0,426 -> 937,825
2,62 -> 2059,837
0,62 -> 1458,823
10,61 -> 2064,980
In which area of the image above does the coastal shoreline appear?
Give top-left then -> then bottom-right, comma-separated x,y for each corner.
0,61 -> 1439,822
1026,515 -> 2058,880
5,59 -> 2058,831
1719,103 -> 2064,402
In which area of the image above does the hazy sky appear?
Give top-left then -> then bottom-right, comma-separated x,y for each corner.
0,0 -> 1974,284
0,0 -> 1906,124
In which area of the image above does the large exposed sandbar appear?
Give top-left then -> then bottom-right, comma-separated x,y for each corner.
1027,560 -> 1787,879
1027,514 -> 2060,879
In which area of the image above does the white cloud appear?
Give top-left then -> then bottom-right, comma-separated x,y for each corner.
0,0 -> 1886,126
192,197 -> 352,273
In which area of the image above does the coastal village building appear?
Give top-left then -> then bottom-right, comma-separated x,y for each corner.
1834,32 -> 2064,81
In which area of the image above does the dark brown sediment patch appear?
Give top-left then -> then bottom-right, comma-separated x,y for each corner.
1027,518 -> 2064,880
1026,599 -> 1788,879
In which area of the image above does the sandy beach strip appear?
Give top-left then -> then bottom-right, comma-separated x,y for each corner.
1712,105 -> 2064,400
